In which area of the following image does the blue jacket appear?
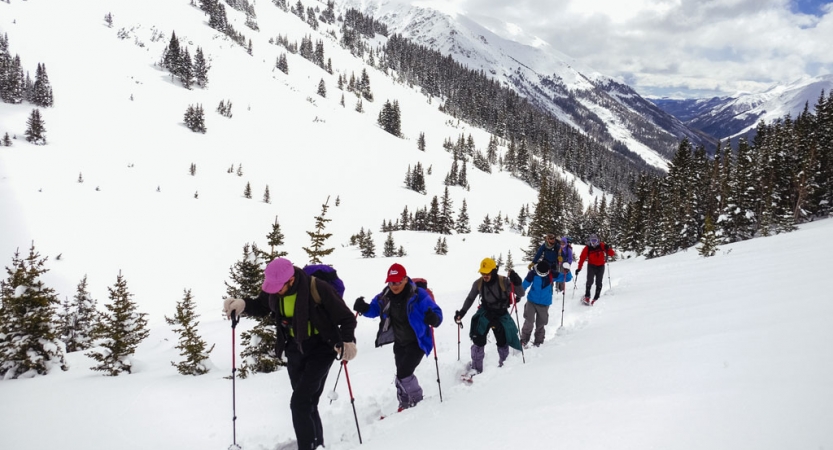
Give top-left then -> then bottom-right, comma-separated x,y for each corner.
532,242 -> 560,265
522,270 -> 554,306
363,280 -> 442,356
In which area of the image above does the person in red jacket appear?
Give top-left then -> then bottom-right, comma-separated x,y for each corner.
576,234 -> 615,305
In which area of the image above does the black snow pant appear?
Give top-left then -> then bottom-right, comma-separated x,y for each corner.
285,335 -> 336,450
393,340 -> 425,379
584,264 -> 605,300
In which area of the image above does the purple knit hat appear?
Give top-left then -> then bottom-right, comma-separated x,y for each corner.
262,258 -> 294,294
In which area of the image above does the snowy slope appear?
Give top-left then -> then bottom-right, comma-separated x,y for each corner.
1,1 -> 832,450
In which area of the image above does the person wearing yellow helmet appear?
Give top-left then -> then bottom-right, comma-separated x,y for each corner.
454,257 -> 525,374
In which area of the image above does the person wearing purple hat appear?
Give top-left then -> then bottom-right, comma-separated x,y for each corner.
353,263 -> 443,411
223,257 -> 357,450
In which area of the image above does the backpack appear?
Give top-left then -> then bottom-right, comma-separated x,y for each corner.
411,277 -> 435,301
303,264 -> 345,304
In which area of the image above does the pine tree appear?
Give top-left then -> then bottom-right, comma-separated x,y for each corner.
317,78 -> 326,98
243,182 -> 252,199
478,214 -> 493,233
433,237 -> 448,255
184,104 -> 206,133
224,243 -> 263,301
24,108 -> 46,144
455,199 -> 471,234
439,186 -> 454,234
58,275 -> 100,353
87,272 -> 149,375
194,47 -> 209,87
165,289 -> 215,375
263,185 -> 271,203
417,132 -> 426,151
0,243 -> 68,378
2,133 -> 11,147
360,230 -> 377,258
303,197 -> 335,264
383,232 -> 396,257
259,216 -> 289,261
31,63 -> 54,107
276,53 -> 289,74
179,47 -> 193,89
697,215 -> 720,257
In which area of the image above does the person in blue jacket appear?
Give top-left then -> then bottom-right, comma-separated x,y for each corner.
529,233 -> 561,273
520,261 -> 555,347
353,263 -> 443,411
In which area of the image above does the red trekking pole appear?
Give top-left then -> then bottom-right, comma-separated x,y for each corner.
342,361 -> 363,444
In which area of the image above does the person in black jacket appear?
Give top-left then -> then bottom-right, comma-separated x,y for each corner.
224,258 -> 357,450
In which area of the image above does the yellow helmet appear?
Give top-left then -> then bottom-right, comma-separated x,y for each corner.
478,257 -> 497,274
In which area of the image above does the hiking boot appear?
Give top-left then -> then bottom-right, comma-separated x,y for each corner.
582,296 -> 591,305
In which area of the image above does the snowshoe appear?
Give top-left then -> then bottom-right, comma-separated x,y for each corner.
582,296 -> 592,306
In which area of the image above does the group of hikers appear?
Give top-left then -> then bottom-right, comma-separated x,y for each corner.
222,233 -> 615,450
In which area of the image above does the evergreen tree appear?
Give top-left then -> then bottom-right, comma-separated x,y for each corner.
179,47 -> 193,89
24,108 -> 46,145
317,78 -> 326,98
194,47 -> 209,87
243,182 -> 252,199
360,230 -> 377,258
31,63 -> 54,107
455,199 -> 471,234
478,214 -> 493,233
2,133 -> 11,147
439,186 -> 455,234
259,216 -> 289,261
58,275 -> 99,353
427,196 -> 441,233
383,232 -> 396,257
162,31 -> 181,75
87,272 -> 149,376
697,215 -> 720,257
434,237 -> 448,255
359,68 -> 373,101
303,197 -> 335,264
276,53 -> 289,74
165,289 -> 214,375
263,185 -> 271,203
417,132 -> 426,151
184,104 -> 206,133
0,243 -> 68,378
224,243 -> 263,301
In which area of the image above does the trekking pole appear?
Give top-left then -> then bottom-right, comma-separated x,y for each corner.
229,311 -> 242,450
342,361 -> 363,444
329,312 -> 358,405
510,290 -> 525,364
572,273 -> 578,299
561,268 -> 567,328
430,326 -> 443,402
607,258 -> 612,290
456,322 -> 462,361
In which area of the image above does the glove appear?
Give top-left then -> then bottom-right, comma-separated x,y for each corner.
353,296 -> 369,314
336,342 -> 358,361
454,310 -> 464,324
223,298 -> 245,319
508,270 -> 522,286
575,268 -> 581,276
527,262 -> 534,270
424,309 -> 441,327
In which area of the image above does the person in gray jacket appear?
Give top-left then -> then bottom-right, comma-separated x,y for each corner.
453,257 -> 525,373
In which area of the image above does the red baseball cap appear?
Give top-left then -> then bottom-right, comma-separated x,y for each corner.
385,263 -> 407,283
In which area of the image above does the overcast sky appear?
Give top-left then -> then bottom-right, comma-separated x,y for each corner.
430,0 -> 833,98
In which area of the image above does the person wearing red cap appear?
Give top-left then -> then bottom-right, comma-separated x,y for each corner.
353,263 -> 443,411
223,257 -> 357,450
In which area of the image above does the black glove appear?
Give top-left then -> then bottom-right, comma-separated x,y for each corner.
424,309 -> 440,327
454,310 -> 464,323
353,296 -> 370,314
508,270 -> 522,287
575,268 -> 581,276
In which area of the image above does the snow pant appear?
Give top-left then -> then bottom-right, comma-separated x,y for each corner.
470,312 -> 510,371
521,301 -> 550,346
393,341 -> 425,409
584,264 -> 605,300
285,335 -> 336,450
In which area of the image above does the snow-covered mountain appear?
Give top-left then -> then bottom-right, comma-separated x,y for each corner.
339,0 -> 716,165
651,74 -> 833,141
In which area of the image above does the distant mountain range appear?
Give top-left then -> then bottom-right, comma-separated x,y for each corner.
341,0 -> 716,167
650,74 -> 833,141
